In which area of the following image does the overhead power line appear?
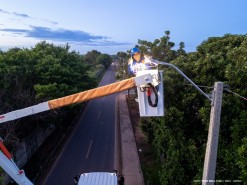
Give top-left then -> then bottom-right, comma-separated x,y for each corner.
186,84 -> 247,101
224,89 -> 247,101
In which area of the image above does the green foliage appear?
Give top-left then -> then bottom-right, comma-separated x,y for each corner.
83,50 -> 101,65
0,47 -> 37,110
116,51 -> 129,80
32,42 -> 95,100
237,137 -> 247,182
140,33 -> 247,184
138,30 -> 186,62
83,50 -> 112,70
96,53 -> 112,69
0,40 -> 98,109
117,52 -> 128,60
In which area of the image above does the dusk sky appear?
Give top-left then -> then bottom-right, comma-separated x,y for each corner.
0,0 -> 246,55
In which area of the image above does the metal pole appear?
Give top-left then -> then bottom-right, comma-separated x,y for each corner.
202,82 -> 223,185
157,61 -> 212,102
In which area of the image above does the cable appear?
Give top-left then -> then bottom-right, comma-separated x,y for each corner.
185,84 -> 213,89
186,83 -> 247,101
224,89 -> 247,101
147,83 -> 158,107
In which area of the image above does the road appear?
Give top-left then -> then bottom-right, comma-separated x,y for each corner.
43,66 -> 118,185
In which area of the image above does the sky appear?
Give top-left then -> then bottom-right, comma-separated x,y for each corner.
0,0 -> 246,55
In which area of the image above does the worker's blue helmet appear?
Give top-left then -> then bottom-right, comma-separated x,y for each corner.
131,47 -> 140,55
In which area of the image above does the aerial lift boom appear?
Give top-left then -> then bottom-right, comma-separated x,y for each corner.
0,72 -> 162,185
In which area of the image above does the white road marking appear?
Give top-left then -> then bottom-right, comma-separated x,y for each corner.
98,110 -> 101,119
86,140 -> 93,159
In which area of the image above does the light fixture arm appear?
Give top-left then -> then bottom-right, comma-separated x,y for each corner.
157,61 -> 212,102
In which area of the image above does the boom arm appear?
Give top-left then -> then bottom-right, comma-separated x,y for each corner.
0,74 -> 152,124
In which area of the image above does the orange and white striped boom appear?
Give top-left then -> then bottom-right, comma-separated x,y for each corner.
0,74 -> 152,124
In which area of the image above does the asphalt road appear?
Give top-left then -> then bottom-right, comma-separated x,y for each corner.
43,66 -> 118,185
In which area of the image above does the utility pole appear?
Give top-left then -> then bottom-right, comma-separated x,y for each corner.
202,82 -> 224,185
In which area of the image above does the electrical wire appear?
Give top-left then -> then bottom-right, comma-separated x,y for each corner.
185,83 -> 247,101
224,89 -> 247,101
185,84 -> 213,89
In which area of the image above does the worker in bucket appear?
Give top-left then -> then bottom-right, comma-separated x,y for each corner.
128,47 -> 157,76
128,47 -> 158,102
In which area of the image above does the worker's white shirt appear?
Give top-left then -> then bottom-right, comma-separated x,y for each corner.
129,61 -> 148,74
128,55 -> 158,75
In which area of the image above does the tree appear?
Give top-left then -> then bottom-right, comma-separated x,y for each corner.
176,42 -> 187,56
117,52 -> 128,60
96,54 -> 112,69
137,30 -> 180,62
193,34 -> 247,182
116,52 -> 129,80
83,50 -> 101,65
33,42 -> 94,100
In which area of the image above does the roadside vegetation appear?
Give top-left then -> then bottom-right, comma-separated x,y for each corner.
118,31 -> 247,184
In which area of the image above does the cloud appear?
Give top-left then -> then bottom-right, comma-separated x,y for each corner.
0,8 -> 57,25
0,8 -> 30,18
0,9 -> 8,14
42,19 -> 58,25
12,12 -> 30,18
0,26 -> 129,46
0,9 -> 129,47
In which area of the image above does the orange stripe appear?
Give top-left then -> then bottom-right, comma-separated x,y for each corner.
0,140 -> 12,160
48,77 -> 136,109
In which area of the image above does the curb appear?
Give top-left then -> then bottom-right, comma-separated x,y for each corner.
114,93 -> 121,175
117,94 -> 144,185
